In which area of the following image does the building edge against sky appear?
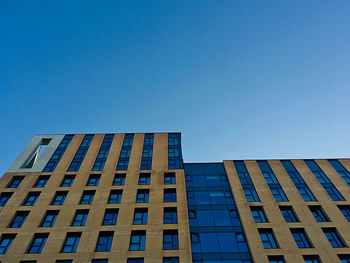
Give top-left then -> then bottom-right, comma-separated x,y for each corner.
0,132 -> 350,263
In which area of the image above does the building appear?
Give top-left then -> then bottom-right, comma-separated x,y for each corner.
0,133 -> 350,263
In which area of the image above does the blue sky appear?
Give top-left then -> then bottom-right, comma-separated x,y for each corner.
1,0 -> 350,174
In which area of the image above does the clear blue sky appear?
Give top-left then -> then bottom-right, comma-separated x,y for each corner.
1,0 -> 350,175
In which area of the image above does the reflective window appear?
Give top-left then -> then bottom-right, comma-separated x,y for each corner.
168,133 -> 183,169
268,256 -> 285,263
68,134 -> 94,171
9,211 -> 29,228
250,206 -> 268,223
61,232 -> 81,253
164,207 -> 177,224
0,192 -> 13,206
51,191 -> 67,205
303,255 -> 321,263
0,234 -> 16,254
40,210 -> 59,227
72,210 -> 89,226
259,229 -> 278,249
92,134 -> 114,171
7,176 -> 24,188
43,135 -> 73,172
87,174 -> 101,186
164,172 -> 176,184
163,230 -> 178,250
164,189 -> 177,202
290,229 -> 313,248
108,190 -> 122,204
102,209 -> 118,226
279,206 -> 299,222
92,259 -> 108,263
116,134 -> 134,170
309,206 -> 330,222
140,133 -> 153,170
127,259 -> 144,263
339,255 -> 350,263
27,233 -> 48,253
322,228 -> 346,248
113,174 -> 126,185
163,257 -> 179,263
136,189 -> 149,203
138,173 -> 151,185
60,175 -> 75,187
34,175 -> 50,188
133,208 -> 148,225
23,192 -> 41,206
234,161 -> 260,202
338,205 -> 350,221
129,231 -> 146,251
80,190 -> 95,205
328,159 -> 350,186
96,231 -> 114,252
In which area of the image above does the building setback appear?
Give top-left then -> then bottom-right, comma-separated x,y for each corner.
0,133 -> 350,263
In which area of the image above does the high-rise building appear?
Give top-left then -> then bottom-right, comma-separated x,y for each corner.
0,133 -> 350,263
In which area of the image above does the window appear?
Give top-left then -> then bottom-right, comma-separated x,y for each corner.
102,209 -> 119,225
56,261 -> 72,263
133,208 -> 148,225
339,255 -> 350,263
87,174 -> 101,186
258,229 -> 279,249
303,255 -> 321,263
61,232 -> 81,253
80,190 -> 95,204
43,135 -> 73,172
92,259 -> 108,263
113,173 -> 126,185
164,172 -> 176,184
234,161 -> 261,202
140,133 -> 154,170
163,258 -> 179,263
243,188 -> 260,202
339,205 -> 350,221
116,134 -> 134,170
0,234 -> 16,254
129,230 -> 146,251
164,207 -> 177,224
279,206 -> 299,222
40,210 -> 59,227
9,211 -> 29,228
7,176 -> 24,188
136,189 -> 149,203
270,188 -> 288,202
164,189 -> 176,202
138,173 -> 151,185
163,230 -> 178,250
127,259 -> 144,263
309,206 -> 330,222
95,231 -> 114,252
92,134 -> 114,171
322,228 -> 347,248
168,133 -> 183,169
250,206 -> 268,223
27,233 -> 49,253
34,175 -> 50,188
72,210 -> 89,226
108,190 -> 122,204
290,228 -> 313,248
20,261 -> 38,263
328,159 -> 350,186
68,134 -> 94,171
51,191 -> 68,205
23,192 -> 40,206
0,192 -> 13,206
60,175 -> 75,187
268,256 -> 285,263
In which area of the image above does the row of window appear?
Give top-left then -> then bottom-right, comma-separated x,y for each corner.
250,205 -> 350,223
258,227 -> 347,249
0,188 -> 177,208
0,230 -> 179,254
4,172 -> 176,190
268,254 -> 350,263
13,258 -> 178,263
7,206 -> 178,228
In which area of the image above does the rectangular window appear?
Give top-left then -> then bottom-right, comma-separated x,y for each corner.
127,259 -> 144,263
309,206 -> 330,222
61,232 -> 81,253
92,134 -> 114,171
136,189 -> 149,203
138,173 -> 151,185
328,159 -> 350,186
268,256 -> 285,263
281,160 -> 316,201
258,229 -> 279,249
7,176 -> 24,188
102,209 -> 119,226
322,228 -> 347,248
164,189 -> 177,202
43,135 -> 73,172
108,190 -> 122,204
129,230 -> 146,251
95,231 -> 114,252
51,191 -> 68,205
72,210 -> 89,226
133,208 -> 148,225
116,134 -> 134,170
27,233 -> 49,253
34,175 -> 50,188
339,255 -> 350,263
164,172 -> 176,185
0,234 -> 16,254
303,255 -> 321,263
140,133 -> 154,170
113,174 -> 126,186
164,207 -> 178,224
250,206 -> 268,223
80,190 -> 95,205
60,175 -> 75,187
23,192 -> 41,206
87,174 -> 101,186
9,211 -> 29,228
92,259 -> 108,263
234,161 -> 260,202
258,161 -> 288,202
305,160 -> 344,201
40,210 -> 59,227
168,133 -> 183,169
0,192 -> 13,206
56,261 -> 72,263
279,206 -> 299,222
163,230 -> 179,250
339,205 -> 350,221
163,258 -> 179,263
290,228 -> 313,248
68,134 -> 94,171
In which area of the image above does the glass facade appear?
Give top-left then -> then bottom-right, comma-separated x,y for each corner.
185,163 -> 252,263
